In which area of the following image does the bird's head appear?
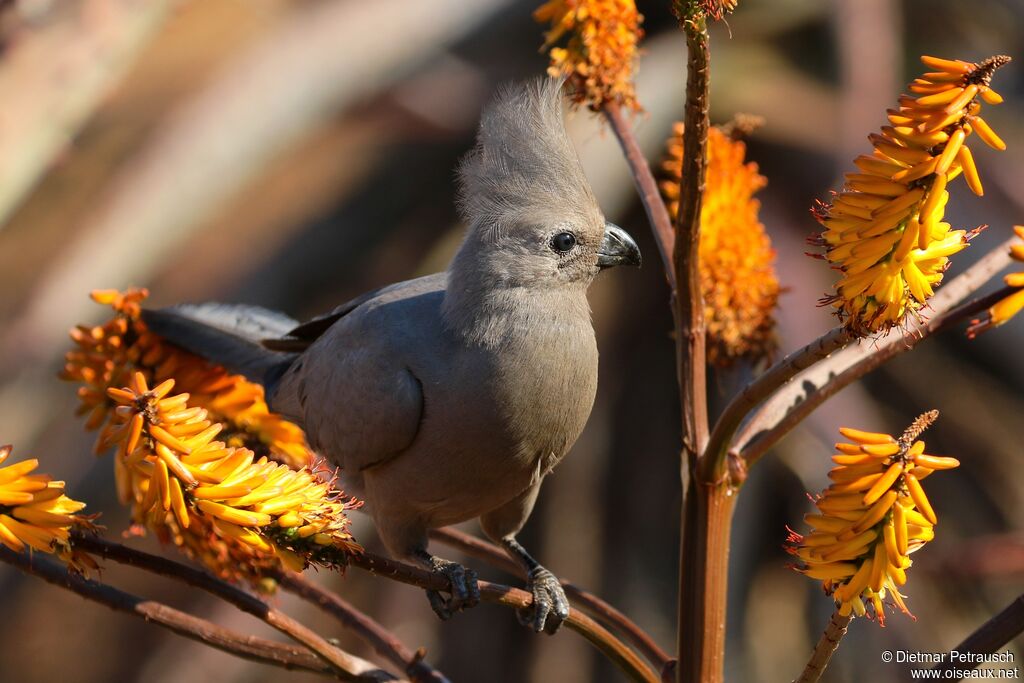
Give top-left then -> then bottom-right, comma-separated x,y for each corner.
452,78 -> 641,291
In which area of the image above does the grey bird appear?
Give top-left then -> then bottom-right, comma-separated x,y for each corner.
142,77 -> 641,632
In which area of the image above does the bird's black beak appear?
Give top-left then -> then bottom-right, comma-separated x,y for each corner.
597,222 -> 642,269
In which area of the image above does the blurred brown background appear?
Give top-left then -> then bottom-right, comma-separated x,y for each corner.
0,0 -> 1022,681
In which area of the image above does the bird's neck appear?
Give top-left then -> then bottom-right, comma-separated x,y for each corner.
442,253 -> 592,349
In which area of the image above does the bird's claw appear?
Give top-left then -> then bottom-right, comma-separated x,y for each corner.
517,565 -> 569,634
425,557 -> 480,620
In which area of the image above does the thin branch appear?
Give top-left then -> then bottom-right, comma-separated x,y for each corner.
796,610 -> 852,683
274,570 -> 448,683
0,547 -> 339,678
703,327 -> 853,481
676,13 -> 712,474
932,594 -> 1024,676
429,527 -> 673,672
346,550 -> 660,683
72,535 -> 399,682
737,237 -> 1017,465
604,102 -> 676,288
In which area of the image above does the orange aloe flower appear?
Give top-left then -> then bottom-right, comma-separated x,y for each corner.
811,55 -> 1010,334
969,225 -> 1024,336
534,0 -> 643,111
787,411 -> 957,623
0,445 -> 97,573
662,123 -> 780,366
63,290 -> 361,584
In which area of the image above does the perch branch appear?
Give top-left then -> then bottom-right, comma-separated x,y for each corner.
795,610 -> 852,683
274,570 -> 448,683
346,550 -> 660,683
604,102 -> 676,287
72,534 -> 399,682
429,527 -> 672,672
0,547 -> 338,678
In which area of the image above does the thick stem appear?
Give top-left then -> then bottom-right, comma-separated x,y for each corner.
677,481 -> 735,683
673,11 -> 718,683
675,15 -> 711,471
604,102 -> 676,288
275,570 -> 448,683
796,611 -> 852,683
429,527 -> 672,672
0,547 -> 339,678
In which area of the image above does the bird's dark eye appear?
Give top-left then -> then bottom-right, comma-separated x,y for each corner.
551,232 -> 577,253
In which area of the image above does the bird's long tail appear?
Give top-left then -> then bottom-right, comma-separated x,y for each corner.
141,303 -> 299,395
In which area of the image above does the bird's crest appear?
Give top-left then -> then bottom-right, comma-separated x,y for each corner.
457,78 -> 601,241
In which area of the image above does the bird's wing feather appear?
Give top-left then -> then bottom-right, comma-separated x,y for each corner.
297,348 -> 424,474
271,273 -> 447,472
141,304 -> 297,386
263,274 -> 446,352
154,303 -> 299,339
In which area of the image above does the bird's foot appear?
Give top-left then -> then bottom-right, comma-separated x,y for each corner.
517,565 -> 570,634
421,554 -> 480,621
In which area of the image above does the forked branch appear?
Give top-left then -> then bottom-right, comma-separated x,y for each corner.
346,550 -> 660,683
737,237 -> 1017,465
0,546 -> 343,679
275,570 -> 448,683
72,535 -> 398,682
429,526 -> 672,672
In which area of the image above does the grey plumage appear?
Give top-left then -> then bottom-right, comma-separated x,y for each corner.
142,304 -> 297,389
144,77 -> 641,631
457,78 -> 602,241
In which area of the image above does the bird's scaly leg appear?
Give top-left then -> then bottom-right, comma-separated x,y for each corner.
414,549 -> 480,620
502,536 -> 569,634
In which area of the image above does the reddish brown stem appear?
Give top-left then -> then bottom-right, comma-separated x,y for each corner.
429,527 -> 672,672
673,9 -> 722,683
675,16 -> 711,475
796,611 -> 852,683
275,570 -> 448,683
0,546 -> 339,678
72,534 -> 397,681
676,480 -> 735,683
346,550 -> 659,683
703,327 -> 853,477
604,102 -> 676,288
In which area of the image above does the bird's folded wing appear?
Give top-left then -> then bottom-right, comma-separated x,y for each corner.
284,344 -> 425,473
263,274 -> 445,353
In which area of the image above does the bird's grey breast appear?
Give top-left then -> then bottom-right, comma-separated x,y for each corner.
486,299 -> 599,475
